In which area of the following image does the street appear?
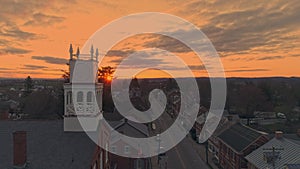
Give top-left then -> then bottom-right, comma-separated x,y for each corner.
153,111 -> 209,169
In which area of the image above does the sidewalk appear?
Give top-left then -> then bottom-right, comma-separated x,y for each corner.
186,135 -> 220,169
151,157 -> 160,169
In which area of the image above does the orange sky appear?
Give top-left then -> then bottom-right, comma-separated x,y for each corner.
0,0 -> 299,79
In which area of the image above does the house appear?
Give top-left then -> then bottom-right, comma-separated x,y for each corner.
207,114 -> 240,162
217,123 -> 269,169
166,88 -> 180,118
245,131 -> 300,169
192,106 -> 208,140
0,92 -> 8,101
0,101 -> 10,120
108,118 -> 151,169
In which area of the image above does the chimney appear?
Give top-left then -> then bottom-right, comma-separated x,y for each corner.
297,129 -> 300,137
13,131 -> 27,167
275,131 -> 283,139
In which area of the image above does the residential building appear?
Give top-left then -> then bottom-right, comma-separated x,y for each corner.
217,123 -> 269,169
245,131 -> 300,169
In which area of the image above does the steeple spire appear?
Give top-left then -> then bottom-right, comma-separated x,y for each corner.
69,44 -> 73,60
95,48 -> 99,61
90,45 -> 94,60
76,47 -> 80,59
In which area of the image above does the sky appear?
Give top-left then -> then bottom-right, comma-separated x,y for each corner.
0,0 -> 299,79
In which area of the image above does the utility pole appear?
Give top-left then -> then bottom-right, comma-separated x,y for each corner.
156,134 -> 161,164
263,146 -> 284,169
205,141 -> 209,165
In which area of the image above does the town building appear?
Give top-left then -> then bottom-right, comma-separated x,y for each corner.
245,131 -> 300,169
217,123 -> 269,169
0,120 -> 98,169
108,118 -> 151,169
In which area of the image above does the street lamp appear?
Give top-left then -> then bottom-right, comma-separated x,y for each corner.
156,134 -> 161,164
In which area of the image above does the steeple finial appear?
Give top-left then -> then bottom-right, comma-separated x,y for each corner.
90,45 -> 94,60
69,44 -> 73,60
95,48 -> 99,61
76,47 -> 80,59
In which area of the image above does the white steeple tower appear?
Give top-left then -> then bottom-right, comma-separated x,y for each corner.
64,44 -> 103,131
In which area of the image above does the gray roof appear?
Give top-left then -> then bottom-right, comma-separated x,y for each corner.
286,164 -> 300,169
218,123 -> 267,152
0,102 -> 10,112
245,137 -> 300,169
0,120 -> 96,169
108,118 -> 149,138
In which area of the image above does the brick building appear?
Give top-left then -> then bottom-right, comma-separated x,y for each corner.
217,123 -> 269,169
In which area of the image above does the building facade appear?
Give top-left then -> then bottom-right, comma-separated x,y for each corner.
217,123 -> 269,169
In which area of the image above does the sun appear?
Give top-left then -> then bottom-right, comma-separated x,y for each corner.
106,75 -> 112,82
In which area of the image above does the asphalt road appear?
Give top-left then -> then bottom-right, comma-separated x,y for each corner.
156,112 -> 209,169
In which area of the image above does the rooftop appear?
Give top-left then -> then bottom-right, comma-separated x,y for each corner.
245,137 -> 300,169
218,123 -> 267,152
0,120 -> 96,169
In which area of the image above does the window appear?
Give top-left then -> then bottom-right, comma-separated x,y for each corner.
77,91 -> 83,102
105,143 -> 108,163
87,91 -> 93,102
124,146 -> 130,154
111,146 -> 116,153
67,91 -> 72,104
135,159 -> 144,169
93,161 -> 97,169
231,151 -> 235,161
100,151 -> 103,169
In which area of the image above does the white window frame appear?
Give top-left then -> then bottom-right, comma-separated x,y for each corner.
124,145 -> 130,154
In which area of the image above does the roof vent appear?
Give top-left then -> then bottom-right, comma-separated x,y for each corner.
275,131 -> 283,139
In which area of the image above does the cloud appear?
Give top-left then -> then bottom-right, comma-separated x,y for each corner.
0,47 -> 32,55
0,67 -> 12,70
226,68 -> 270,73
0,1 -> 74,57
0,70 -> 61,76
142,34 -> 193,53
22,65 -> 48,70
31,56 -> 68,65
257,56 -> 284,61
24,13 -> 65,26
0,22 -> 39,41
106,49 -> 135,57
111,55 -> 167,68
0,39 -> 9,45
188,65 -> 206,71
175,0 -> 300,58
0,22 -> 38,55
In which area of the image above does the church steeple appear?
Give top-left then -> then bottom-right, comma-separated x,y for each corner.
64,44 -> 104,131
90,45 -> 94,60
69,44 -> 73,60
76,47 -> 80,59
95,48 -> 99,61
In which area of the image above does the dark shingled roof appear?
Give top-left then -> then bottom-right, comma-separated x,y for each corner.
0,120 -> 96,169
0,102 -> 10,112
286,164 -> 300,169
218,123 -> 266,152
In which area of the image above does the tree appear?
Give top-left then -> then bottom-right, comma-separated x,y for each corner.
237,84 -> 268,126
98,66 -> 115,111
98,66 -> 115,83
61,70 -> 70,83
61,63 -> 70,83
24,76 -> 33,92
